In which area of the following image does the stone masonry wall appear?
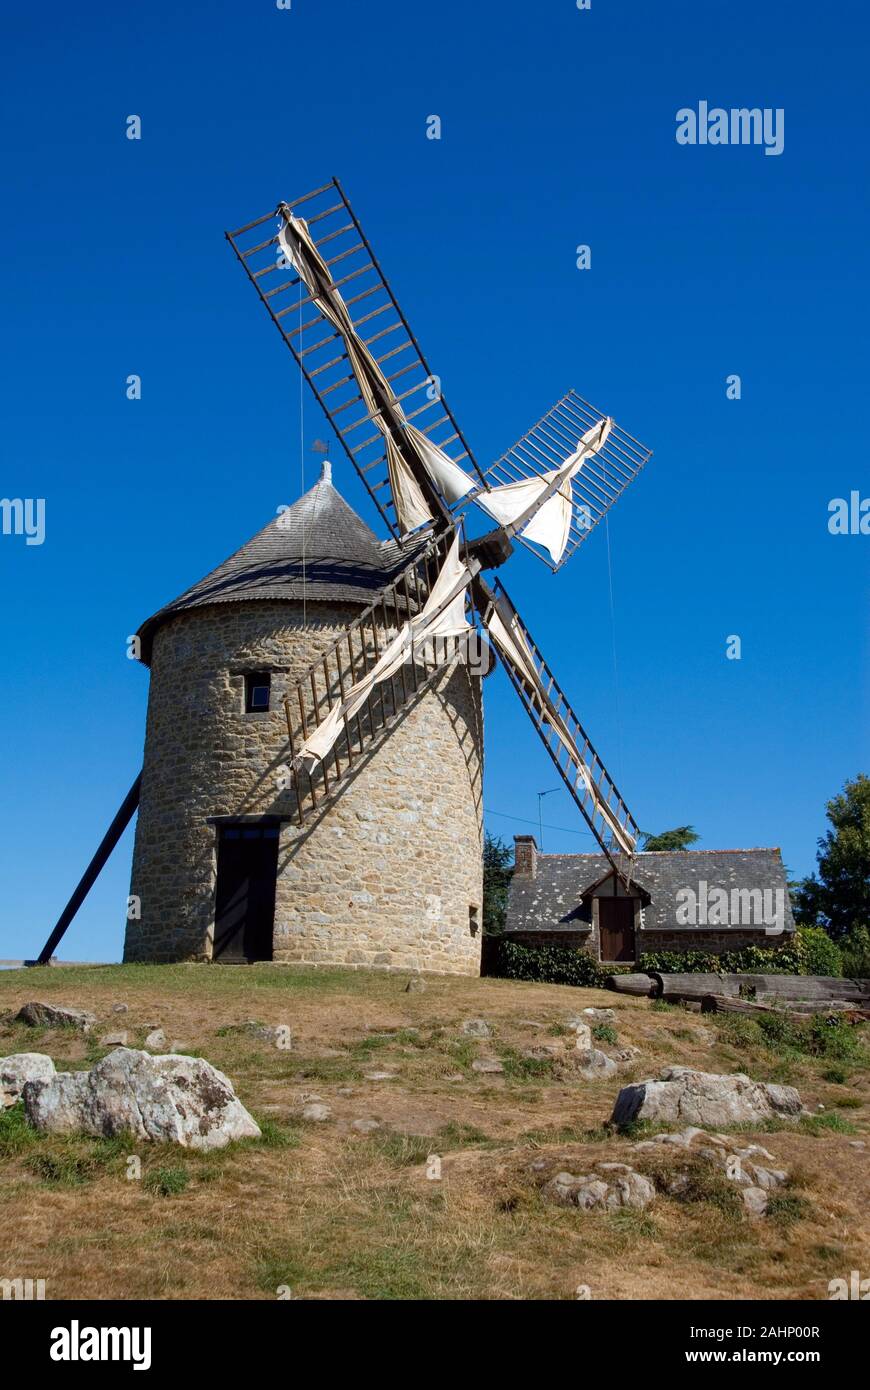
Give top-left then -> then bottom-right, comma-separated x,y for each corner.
125,600 -> 484,974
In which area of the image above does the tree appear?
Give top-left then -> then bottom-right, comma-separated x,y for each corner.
793,774 -> 870,940
482,832 -> 513,936
641,825 -> 700,852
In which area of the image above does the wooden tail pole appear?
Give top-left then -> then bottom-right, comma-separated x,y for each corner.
35,773 -> 142,965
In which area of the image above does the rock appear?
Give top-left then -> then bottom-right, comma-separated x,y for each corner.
168,1041 -> 188,1054
460,1018 -> 492,1039
572,1047 -> 618,1080
472,1057 -> 504,1074
611,1067 -> 803,1130
351,1118 -> 381,1133
849,1140 -> 866,1150
742,1186 -> 769,1216
0,1053 -> 56,1107
580,1008 -> 615,1023
337,1087 -> 355,1097
101,1032 -> 129,1047
546,1165 -> 655,1212
143,1029 -> 166,1051
16,1002 -> 96,1033
23,1047 -> 260,1150
241,1021 -> 291,1048
522,1044 -> 563,1060
302,1103 -> 331,1122
572,1023 -> 593,1051
364,1071 -> 398,1081
112,1004 -> 129,1014
614,1048 -> 641,1064
404,977 -> 426,993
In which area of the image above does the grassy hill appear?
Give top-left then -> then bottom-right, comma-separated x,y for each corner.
1,963 -> 868,1301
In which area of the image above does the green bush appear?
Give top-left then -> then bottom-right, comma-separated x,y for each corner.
840,925 -> 870,978
491,940 -> 616,989
640,946 -> 788,974
795,927 -> 842,977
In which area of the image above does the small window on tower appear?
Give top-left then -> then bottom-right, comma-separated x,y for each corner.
244,672 -> 271,713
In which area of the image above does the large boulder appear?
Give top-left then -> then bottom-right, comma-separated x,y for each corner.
1,1053 -> 56,1107
611,1067 -> 803,1130
23,1047 -> 260,1150
15,1002 -> 96,1032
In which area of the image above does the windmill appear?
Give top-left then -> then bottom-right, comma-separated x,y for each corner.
36,177 -> 651,967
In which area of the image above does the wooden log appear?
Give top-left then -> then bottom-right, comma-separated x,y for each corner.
738,974 -> 870,1001
702,995 -> 810,1023
703,994 -> 870,1023
651,972 -> 741,1003
606,973 -> 655,996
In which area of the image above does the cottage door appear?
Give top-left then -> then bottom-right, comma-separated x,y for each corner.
212,825 -> 279,962
598,897 -> 636,962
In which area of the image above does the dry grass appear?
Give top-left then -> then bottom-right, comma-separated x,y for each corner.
0,963 -> 867,1301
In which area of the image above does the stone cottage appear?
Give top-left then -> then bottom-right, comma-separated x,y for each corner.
504,836 -> 795,964
123,463 -> 485,974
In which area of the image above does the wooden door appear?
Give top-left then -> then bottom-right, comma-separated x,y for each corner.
213,825 -> 279,962
598,897 -> 636,962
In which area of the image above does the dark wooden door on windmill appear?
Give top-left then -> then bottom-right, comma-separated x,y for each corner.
213,824 -> 279,962
598,897 -> 636,963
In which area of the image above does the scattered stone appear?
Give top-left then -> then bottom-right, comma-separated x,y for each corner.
16,1002 -> 96,1033
614,1047 -> 641,1064
351,1118 -> 381,1133
572,1047 -> 618,1080
445,1072 -> 465,1083
143,1029 -> 166,1051
611,1067 -> 803,1130
0,1053 -> 56,1107
580,1008 -> 615,1023
241,1021 -> 291,1048
545,1165 -> 655,1212
23,1047 -> 260,1150
472,1057 -> 504,1074
572,1023 -> 593,1051
848,1140 -> 866,1150
742,1186 -> 769,1216
518,1019 -> 546,1030
168,1041 -> 188,1054
364,1071 -> 398,1081
300,1092 -> 322,1102
100,1032 -> 129,1047
112,1004 -> 129,1015
522,1043 -> 563,1061
404,977 -> 426,993
302,1103 -> 331,1122
460,1018 -> 492,1039
337,1087 -> 355,1097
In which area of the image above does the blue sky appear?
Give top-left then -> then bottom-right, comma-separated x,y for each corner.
1,0 -> 868,961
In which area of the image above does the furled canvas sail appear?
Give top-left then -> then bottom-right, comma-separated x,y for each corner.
278,212 -> 473,533
291,535 -> 473,774
476,418 -> 613,564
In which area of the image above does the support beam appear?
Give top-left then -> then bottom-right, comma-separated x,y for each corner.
35,773 -> 142,965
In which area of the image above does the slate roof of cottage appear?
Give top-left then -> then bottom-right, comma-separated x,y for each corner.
505,848 -> 795,935
137,465 -> 430,663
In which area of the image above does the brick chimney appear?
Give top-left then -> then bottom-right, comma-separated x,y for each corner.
513,835 -> 538,879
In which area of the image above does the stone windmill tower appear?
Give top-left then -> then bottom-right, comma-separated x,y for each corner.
123,461 -> 486,973
37,179 -> 651,972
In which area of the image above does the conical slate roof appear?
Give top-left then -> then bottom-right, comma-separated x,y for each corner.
137,463 -> 426,664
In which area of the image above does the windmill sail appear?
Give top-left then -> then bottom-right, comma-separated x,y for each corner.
475,576 -> 639,867
290,533 -> 474,774
469,391 -> 653,572
226,180 -> 487,540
